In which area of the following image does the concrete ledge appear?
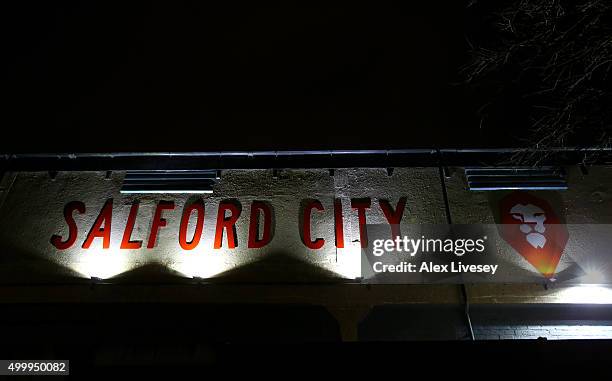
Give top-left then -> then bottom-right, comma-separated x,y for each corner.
0,284 -> 461,306
1,283 -> 609,306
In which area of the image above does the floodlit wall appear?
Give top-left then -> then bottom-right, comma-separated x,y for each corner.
1,165 -> 612,291
0,168 -> 445,283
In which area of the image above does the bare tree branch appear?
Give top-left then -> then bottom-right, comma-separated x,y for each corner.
463,0 -> 612,165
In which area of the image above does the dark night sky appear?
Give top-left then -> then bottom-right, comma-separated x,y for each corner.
1,1 -> 522,153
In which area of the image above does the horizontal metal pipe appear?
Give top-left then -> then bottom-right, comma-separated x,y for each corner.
1,148 -> 611,170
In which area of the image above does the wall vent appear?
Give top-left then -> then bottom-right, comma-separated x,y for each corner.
120,170 -> 218,194
465,167 -> 567,191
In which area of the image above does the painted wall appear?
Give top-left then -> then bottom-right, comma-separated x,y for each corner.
445,165 -> 612,282
1,165 -> 611,285
0,168 -> 445,283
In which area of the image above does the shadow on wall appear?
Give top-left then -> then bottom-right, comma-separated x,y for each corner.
359,304 -> 470,341
0,303 -> 342,365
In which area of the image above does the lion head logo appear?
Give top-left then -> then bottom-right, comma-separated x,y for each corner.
499,192 -> 568,278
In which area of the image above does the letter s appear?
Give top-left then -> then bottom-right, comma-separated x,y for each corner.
50,201 -> 86,250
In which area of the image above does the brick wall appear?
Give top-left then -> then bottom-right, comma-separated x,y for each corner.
471,304 -> 612,340
474,323 -> 612,340
359,304 -> 612,341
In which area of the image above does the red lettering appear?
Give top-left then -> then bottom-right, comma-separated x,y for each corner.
302,200 -> 324,249
214,201 -> 241,249
179,201 -> 205,250
147,201 -> 175,249
379,197 -> 407,238
248,201 -> 273,249
120,201 -> 142,249
82,199 -> 113,249
334,199 -> 344,248
351,198 -> 371,248
50,201 -> 85,250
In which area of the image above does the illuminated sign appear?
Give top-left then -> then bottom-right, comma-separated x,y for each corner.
49,197 -> 407,251
0,169 -> 436,280
0,168 -> 611,284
